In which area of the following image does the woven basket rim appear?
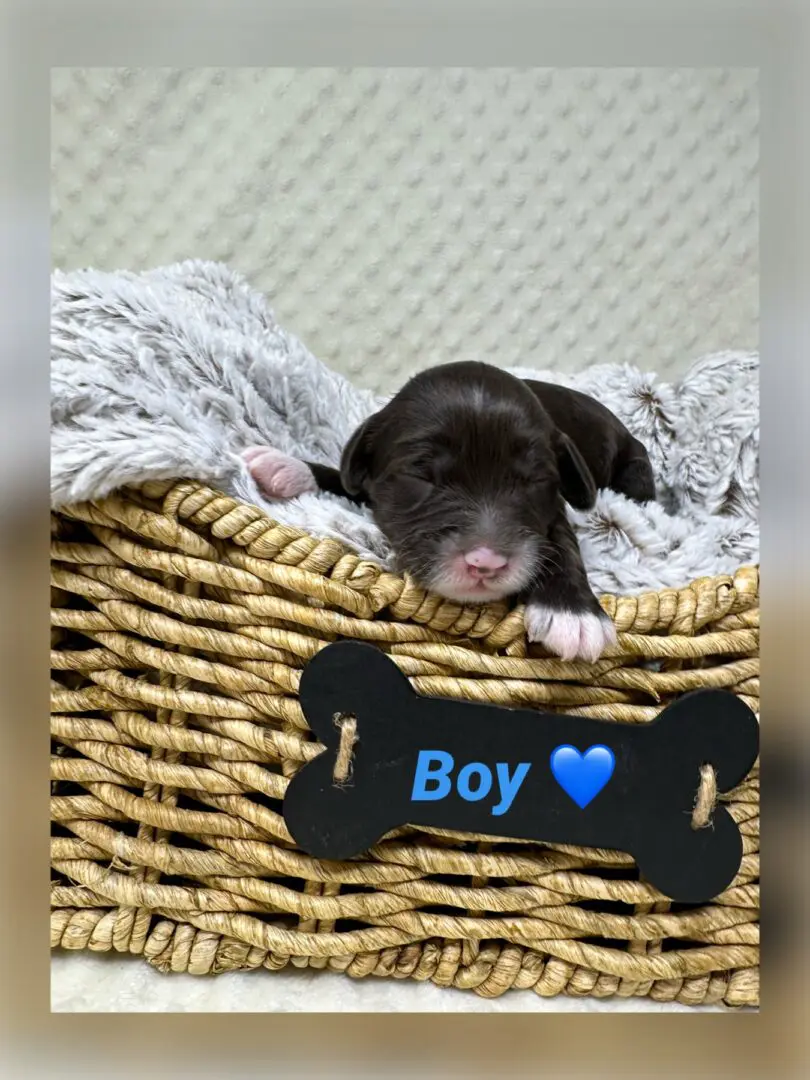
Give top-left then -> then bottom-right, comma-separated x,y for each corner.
126,476 -> 759,609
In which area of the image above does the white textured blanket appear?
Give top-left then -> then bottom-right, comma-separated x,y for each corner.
51,260 -> 759,596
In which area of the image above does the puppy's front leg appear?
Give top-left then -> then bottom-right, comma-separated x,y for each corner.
523,514 -> 618,663
242,447 -> 368,505
243,446 -> 319,499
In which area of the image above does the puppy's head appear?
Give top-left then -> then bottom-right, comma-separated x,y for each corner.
340,362 -> 596,604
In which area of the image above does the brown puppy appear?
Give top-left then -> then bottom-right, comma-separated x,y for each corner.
244,361 -> 654,661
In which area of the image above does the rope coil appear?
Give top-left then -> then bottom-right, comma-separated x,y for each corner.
691,763 -> 718,829
332,714 -> 358,785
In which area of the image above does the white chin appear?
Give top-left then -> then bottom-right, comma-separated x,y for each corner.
432,582 -> 511,605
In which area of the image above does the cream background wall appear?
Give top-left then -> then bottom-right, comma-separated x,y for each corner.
51,67 -> 758,392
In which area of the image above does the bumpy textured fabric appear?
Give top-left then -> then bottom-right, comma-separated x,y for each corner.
50,260 -> 758,596
51,67 -> 759,390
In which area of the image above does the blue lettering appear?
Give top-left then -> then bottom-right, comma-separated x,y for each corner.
411,750 -> 454,801
410,753 -> 532,815
457,762 -> 493,802
492,762 -> 531,815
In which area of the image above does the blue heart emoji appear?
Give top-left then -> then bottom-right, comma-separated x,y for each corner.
550,744 -> 615,808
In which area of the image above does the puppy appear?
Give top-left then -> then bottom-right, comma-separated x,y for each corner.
244,361 -> 655,662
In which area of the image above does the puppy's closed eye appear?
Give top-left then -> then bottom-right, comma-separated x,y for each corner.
402,452 -> 451,491
507,463 -> 555,501
399,473 -> 435,503
405,458 -> 436,480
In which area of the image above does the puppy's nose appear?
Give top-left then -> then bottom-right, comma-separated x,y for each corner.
464,546 -> 509,576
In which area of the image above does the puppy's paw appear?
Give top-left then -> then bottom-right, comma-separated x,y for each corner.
242,446 -> 317,500
523,602 -> 617,663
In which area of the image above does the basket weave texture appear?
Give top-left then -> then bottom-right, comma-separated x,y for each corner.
51,480 -> 760,1006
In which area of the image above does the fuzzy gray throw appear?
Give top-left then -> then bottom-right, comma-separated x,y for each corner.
51,260 -> 759,596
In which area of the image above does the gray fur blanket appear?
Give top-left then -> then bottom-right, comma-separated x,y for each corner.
51,260 -> 759,596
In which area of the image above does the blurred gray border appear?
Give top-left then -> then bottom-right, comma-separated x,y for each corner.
2,0 -> 808,1075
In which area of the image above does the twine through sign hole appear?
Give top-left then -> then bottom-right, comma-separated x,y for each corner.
691,763 -> 718,829
332,712 -> 358,786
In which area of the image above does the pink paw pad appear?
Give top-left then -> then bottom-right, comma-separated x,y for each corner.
242,446 -> 317,500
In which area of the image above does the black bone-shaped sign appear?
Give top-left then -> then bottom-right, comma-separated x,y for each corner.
284,642 -> 759,903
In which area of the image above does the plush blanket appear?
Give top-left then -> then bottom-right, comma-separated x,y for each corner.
51,260 -> 759,596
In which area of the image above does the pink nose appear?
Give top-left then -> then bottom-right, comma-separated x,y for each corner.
464,546 -> 509,576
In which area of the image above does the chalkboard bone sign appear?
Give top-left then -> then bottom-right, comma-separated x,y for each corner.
283,641 -> 759,904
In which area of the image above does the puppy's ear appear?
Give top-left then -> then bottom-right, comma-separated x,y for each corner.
340,413 -> 382,496
556,432 -> 597,510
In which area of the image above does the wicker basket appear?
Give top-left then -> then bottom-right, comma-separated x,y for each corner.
50,479 -> 760,1007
